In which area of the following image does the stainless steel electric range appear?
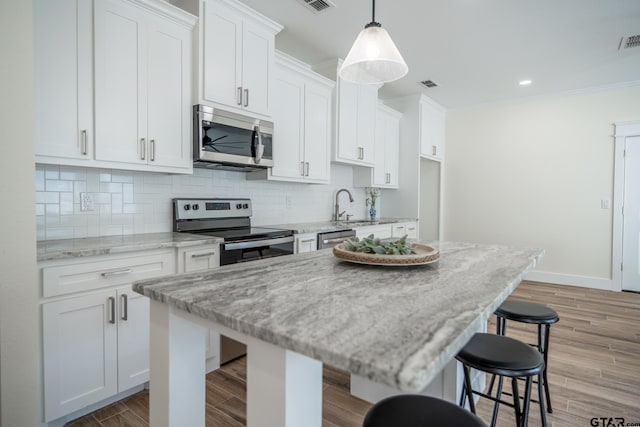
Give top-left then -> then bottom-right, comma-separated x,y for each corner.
173,197 -> 295,363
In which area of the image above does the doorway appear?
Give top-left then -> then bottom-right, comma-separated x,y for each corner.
613,122 -> 640,292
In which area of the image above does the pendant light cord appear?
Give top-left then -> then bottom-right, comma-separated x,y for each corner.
365,0 -> 381,28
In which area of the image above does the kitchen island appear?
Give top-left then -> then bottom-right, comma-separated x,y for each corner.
133,241 -> 543,426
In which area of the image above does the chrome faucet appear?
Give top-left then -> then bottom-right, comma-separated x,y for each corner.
334,189 -> 355,221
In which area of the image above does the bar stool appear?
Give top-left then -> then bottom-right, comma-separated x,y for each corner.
363,394 -> 488,427
495,300 -> 559,413
456,333 -> 546,427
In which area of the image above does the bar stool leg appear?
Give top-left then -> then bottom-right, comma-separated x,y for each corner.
511,377 -> 521,427
462,365 -> 477,413
521,376 -> 533,427
490,375 -> 504,427
542,324 -> 553,413
538,372 -> 548,427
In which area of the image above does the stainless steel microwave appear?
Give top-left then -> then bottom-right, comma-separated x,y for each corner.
193,105 -> 273,171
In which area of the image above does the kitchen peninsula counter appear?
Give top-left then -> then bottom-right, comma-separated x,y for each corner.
134,241 -> 543,427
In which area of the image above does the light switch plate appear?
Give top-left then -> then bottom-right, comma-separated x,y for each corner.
601,199 -> 611,209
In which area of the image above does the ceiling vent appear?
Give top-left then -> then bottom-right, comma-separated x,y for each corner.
297,0 -> 335,14
619,34 -> 640,50
420,80 -> 439,88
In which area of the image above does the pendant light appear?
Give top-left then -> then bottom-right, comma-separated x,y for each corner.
339,0 -> 408,84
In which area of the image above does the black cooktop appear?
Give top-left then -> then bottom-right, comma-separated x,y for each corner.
195,227 -> 293,242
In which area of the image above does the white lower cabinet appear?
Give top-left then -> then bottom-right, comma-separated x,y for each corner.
355,225 -> 392,240
295,233 -> 318,253
42,285 -> 150,422
177,244 -> 221,370
40,249 -> 175,423
354,222 -> 418,241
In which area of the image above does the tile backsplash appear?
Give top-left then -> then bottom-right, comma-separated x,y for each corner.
35,164 -> 372,240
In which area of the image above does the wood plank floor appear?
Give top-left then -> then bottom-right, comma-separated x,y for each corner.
66,281 -> 640,427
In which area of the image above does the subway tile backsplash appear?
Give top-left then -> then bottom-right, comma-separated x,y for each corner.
35,164 -> 371,241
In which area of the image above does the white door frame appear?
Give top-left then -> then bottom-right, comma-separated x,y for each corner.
612,120 -> 640,291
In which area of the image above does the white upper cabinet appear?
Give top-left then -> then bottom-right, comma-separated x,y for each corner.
335,77 -> 378,166
354,103 -> 401,189
420,97 -> 446,161
201,0 -> 282,118
94,0 -> 194,171
35,0 -> 195,174
34,0 -> 93,162
248,52 -> 333,184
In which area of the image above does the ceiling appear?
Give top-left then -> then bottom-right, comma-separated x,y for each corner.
236,0 -> 640,109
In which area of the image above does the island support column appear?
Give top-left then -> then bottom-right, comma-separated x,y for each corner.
149,300 -> 207,427
246,336 -> 323,427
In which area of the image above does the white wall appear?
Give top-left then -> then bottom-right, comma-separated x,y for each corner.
0,0 -> 39,425
444,85 -> 640,288
36,164 -> 370,240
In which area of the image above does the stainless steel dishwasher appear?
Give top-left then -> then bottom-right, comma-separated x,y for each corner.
317,229 -> 356,249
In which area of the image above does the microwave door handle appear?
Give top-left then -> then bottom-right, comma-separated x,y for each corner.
253,124 -> 264,164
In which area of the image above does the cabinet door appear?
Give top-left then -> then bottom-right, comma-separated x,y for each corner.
420,100 -> 445,161
357,84 -> 377,165
271,71 -> 304,179
242,23 -> 272,116
303,82 -> 331,182
181,245 -> 220,273
202,0 -> 243,109
116,286 -> 150,391
372,110 -> 387,186
336,78 -> 359,162
385,113 -> 400,187
42,290 -> 118,422
94,0 -> 147,165
147,17 -> 191,169
391,224 -> 407,238
295,233 -> 318,253
34,0 -> 93,161
405,222 -> 418,240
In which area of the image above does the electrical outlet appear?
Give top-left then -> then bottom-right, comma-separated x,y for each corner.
80,193 -> 94,211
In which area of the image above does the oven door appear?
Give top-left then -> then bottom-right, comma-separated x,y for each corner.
220,236 -> 294,266
194,105 -> 273,168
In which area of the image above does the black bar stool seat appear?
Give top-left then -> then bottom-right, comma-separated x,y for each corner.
456,333 -> 546,427
495,300 -> 559,325
495,300 -> 559,414
363,394 -> 488,427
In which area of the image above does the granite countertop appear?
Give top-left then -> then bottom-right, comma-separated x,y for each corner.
37,232 -> 224,262
267,218 -> 418,234
133,241 -> 543,392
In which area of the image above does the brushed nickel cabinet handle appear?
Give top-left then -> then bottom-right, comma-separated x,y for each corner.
120,294 -> 128,321
432,145 -> 437,156
305,162 -> 310,176
191,252 -> 216,258
108,297 -> 115,324
81,129 -> 88,155
101,268 -> 133,277
244,88 -> 249,107
150,139 -> 156,162
301,161 -> 305,176
140,138 -> 146,160
237,87 -> 243,106
300,239 -> 315,243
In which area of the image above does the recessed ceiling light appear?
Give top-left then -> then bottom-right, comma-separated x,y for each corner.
519,80 -> 533,86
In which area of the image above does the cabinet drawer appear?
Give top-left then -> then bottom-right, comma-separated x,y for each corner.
391,224 -> 407,238
181,245 -> 220,273
42,251 -> 175,297
405,223 -> 418,239
356,225 -> 392,240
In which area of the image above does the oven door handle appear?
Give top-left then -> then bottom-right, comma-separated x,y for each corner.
223,236 -> 294,251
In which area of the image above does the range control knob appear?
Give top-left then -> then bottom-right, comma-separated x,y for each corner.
236,203 -> 242,209
183,204 -> 190,211
192,204 -> 199,210
242,203 -> 249,209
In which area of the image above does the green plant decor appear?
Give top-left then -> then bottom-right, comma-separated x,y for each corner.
344,234 -> 416,255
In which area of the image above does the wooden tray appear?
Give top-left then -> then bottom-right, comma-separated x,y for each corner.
332,243 -> 440,266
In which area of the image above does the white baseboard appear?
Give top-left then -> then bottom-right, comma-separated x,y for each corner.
525,270 -> 613,291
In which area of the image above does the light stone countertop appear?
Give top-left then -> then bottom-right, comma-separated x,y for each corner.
133,241 -> 543,392
266,218 -> 418,234
37,232 -> 224,262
